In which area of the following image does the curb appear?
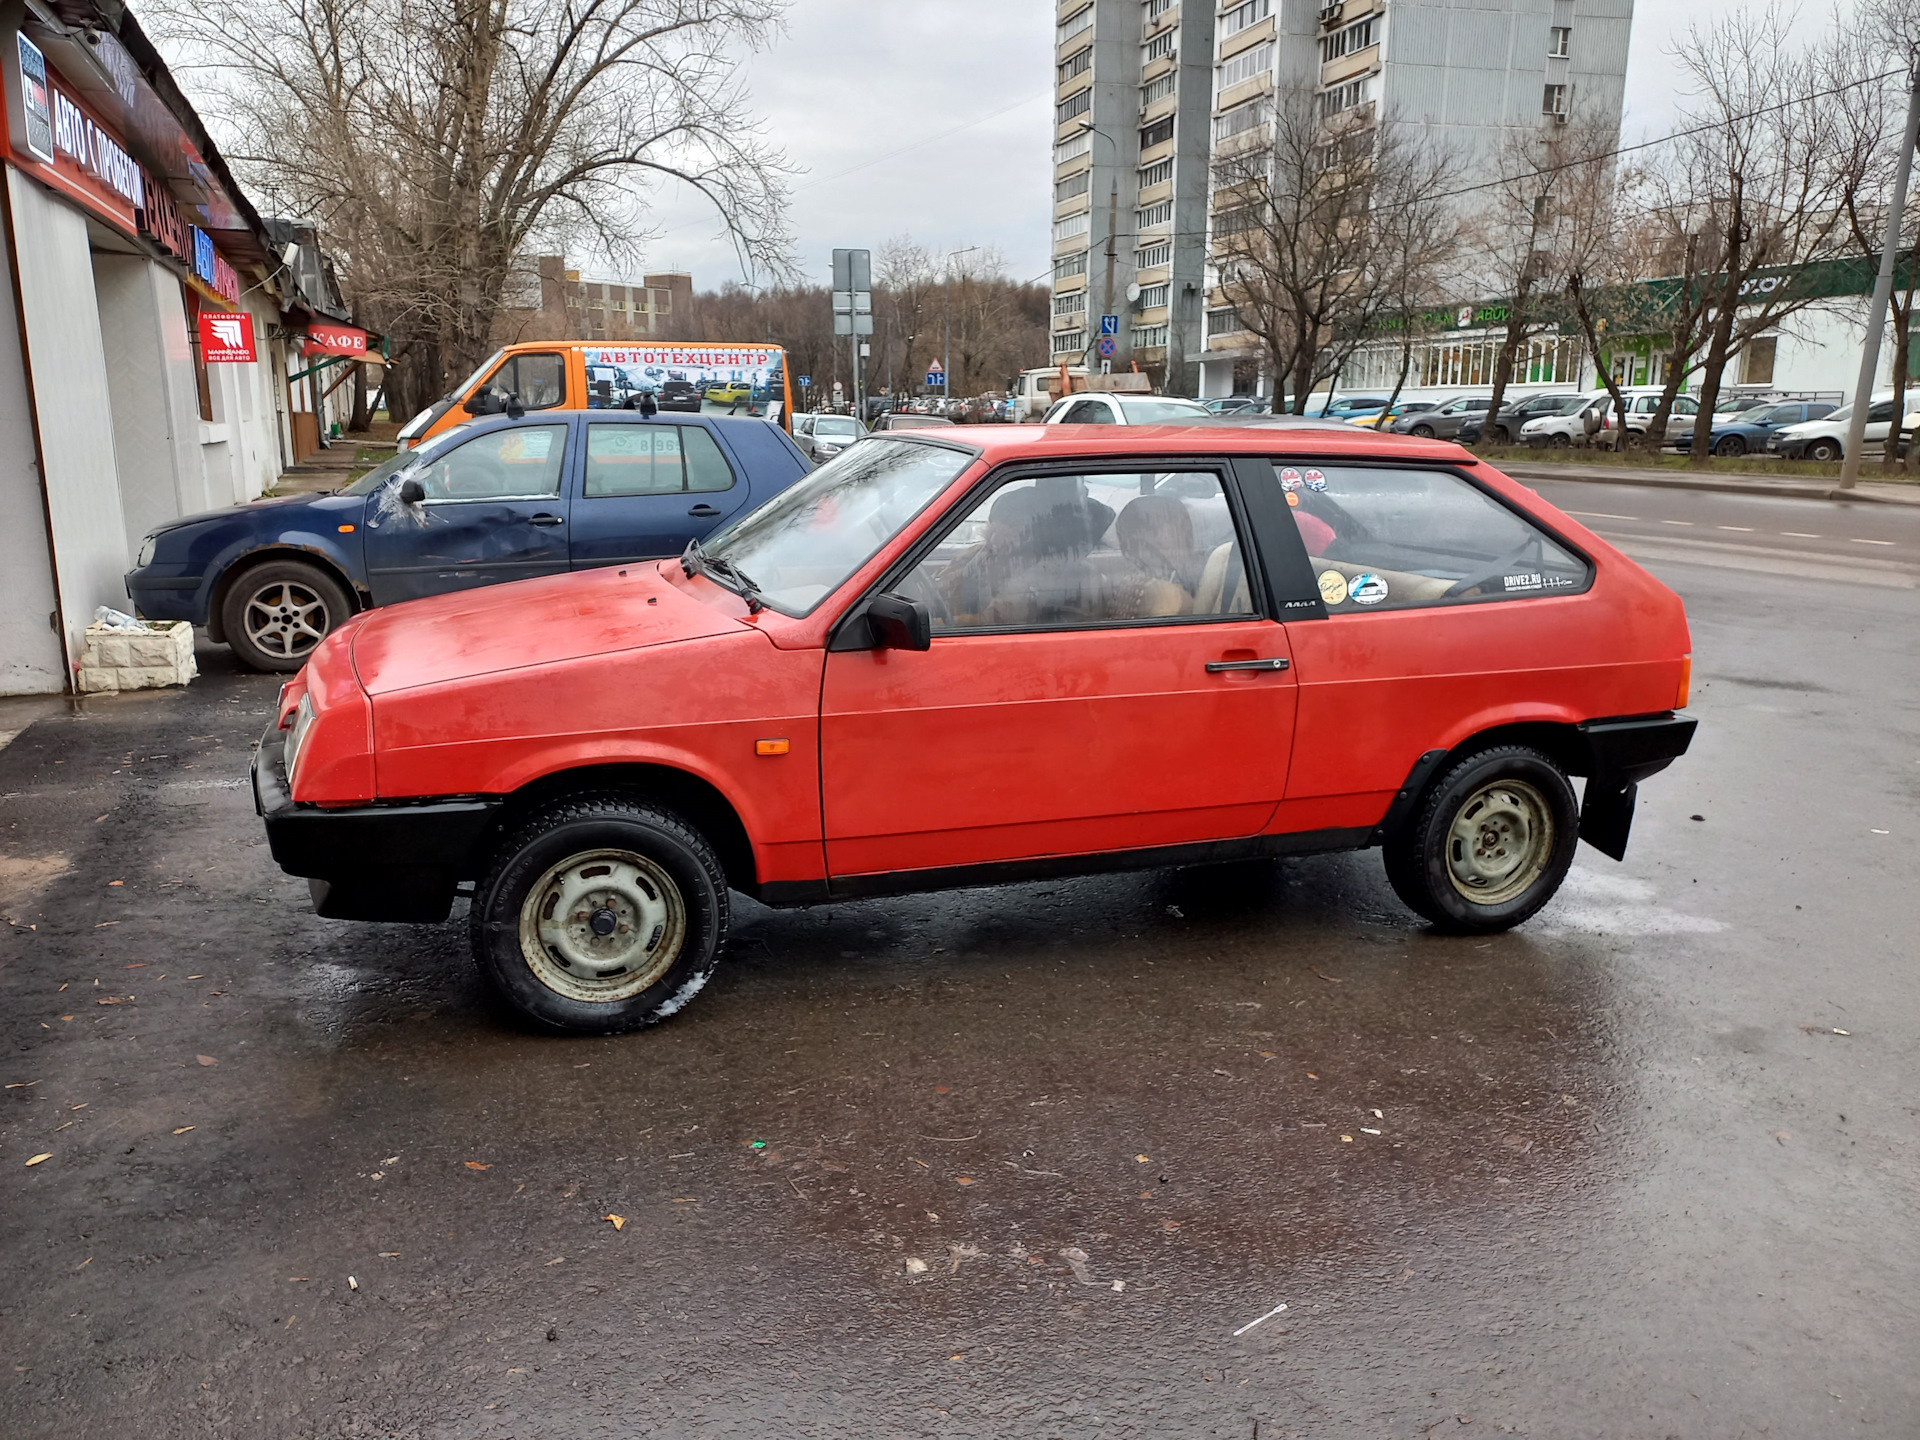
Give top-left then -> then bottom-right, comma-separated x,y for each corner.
1493,464 -> 1920,507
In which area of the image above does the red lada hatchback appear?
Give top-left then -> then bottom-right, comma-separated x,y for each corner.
255,427 -> 1695,1033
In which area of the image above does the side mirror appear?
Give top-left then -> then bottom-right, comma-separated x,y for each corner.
398,477 -> 426,504
464,391 -> 500,416
504,393 -> 526,420
865,593 -> 931,651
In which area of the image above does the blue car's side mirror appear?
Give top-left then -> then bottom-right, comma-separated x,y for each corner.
398,477 -> 426,505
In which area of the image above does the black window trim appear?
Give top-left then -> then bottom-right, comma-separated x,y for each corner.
828,452 -> 1276,649
1242,457 -> 1597,620
488,351 -> 568,412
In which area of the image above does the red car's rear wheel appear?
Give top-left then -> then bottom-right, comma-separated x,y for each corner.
1383,746 -> 1579,932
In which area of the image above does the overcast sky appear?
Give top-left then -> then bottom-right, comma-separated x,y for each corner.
623,0 -> 1848,294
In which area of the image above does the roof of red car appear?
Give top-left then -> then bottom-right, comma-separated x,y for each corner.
909,423 -> 1475,465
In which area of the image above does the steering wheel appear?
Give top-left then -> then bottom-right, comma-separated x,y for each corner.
1442,543 -> 1539,599
893,569 -> 954,626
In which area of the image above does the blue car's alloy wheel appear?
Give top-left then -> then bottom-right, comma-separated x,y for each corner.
222,559 -> 352,673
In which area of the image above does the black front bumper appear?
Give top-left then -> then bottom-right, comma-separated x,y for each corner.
1575,712 -> 1698,860
252,724 -> 501,923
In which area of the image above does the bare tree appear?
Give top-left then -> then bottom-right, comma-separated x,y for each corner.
151,0 -> 794,420
1210,91 -> 1458,413
1655,6 -> 1852,463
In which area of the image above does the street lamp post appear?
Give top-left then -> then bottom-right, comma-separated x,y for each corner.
1079,119 -> 1120,373
944,244 -> 981,402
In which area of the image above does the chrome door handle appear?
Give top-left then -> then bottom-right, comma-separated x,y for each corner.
1205,657 -> 1289,673
528,513 -> 564,527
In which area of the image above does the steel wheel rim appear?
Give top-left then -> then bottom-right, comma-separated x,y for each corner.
518,848 -> 686,1003
243,580 -> 332,659
1445,779 -> 1554,907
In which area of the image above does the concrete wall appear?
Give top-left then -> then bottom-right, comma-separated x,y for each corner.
0,183 -> 65,694
93,253 -> 202,561
8,170 -> 129,679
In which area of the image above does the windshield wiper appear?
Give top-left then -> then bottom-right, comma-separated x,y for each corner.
681,540 -> 764,612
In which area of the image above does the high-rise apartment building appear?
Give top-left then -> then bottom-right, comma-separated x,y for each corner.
1048,0 -> 1633,398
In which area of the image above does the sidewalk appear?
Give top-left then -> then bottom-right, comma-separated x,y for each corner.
267,438 -> 396,498
1492,458 -> 1920,506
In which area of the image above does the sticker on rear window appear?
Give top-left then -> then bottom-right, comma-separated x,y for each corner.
1279,466 -> 1302,491
1348,572 -> 1389,606
1303,468 -> 1327,491
1317,569 -> 1349,605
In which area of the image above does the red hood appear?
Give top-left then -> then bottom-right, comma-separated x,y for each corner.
349,563 -> 747,696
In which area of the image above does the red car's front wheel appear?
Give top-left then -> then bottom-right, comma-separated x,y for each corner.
470,796 -> 729,1033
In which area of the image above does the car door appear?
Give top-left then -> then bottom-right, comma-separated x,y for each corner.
1270,460 -> 1596,835
818,464 -> 1297,879
363,422 -> 572,605
568,419 -> 753,568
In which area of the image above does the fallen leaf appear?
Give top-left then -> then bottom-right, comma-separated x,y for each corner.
955,1176 -> 974,1186
1136,1154 -> 1151,1163
382,1155 -> 398,1165
378,1252 -> 400,1258
123,963 -> 148,970
25,1153 -> 52,1166
196,1055 -> 217,1067
464,1161 -> 491,1171
107,880 -> 123,887
1160,1219 -> 1181,1231
603,1214 -> 626,1231
545,1257 -> 564,1265
172,1126 -> 194,1135
95,997 -> 126,1006
1340,1134 -> 1354,1142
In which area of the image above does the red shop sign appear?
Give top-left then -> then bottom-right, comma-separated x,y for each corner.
303,321 -> 368,357
198,310 -> 256,363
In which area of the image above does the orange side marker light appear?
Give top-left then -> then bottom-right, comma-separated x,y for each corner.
755,738 -> 790,757
338,524 -> 356,533
1676,655 -> 1692,710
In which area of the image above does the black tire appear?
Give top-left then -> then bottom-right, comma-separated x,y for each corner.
469,795 -> 728,1034
1549,432 -> 1572,448
1806,438 -> 1841,462
1713,434 -> 1747,457
222,559 -> 353,673
1382,746 -> 1579,933
1410,423 -> 1436,439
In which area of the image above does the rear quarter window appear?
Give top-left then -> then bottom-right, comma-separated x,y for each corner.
1274,464 -> 1589,612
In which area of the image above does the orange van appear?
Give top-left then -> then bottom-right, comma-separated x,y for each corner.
394,341 -> 794,448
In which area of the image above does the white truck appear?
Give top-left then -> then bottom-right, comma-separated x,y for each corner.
1009,366 -> 1153,422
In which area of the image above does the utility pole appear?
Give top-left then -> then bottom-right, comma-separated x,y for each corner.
1840,64 -> 1920,490
1080,119 -> 1119,374
944,244 -> 981,402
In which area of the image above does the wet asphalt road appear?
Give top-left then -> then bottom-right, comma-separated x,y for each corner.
1,498 -> 1916,1438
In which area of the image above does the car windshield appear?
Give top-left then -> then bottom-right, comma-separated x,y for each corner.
702,438 -> 973,616
815,417 -> 860,436
1547,396 -> 1592,414
1115,397 -> 1210,422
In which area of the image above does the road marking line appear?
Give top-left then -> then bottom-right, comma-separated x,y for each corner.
1661,519 -> 1695,526
1780,532 -> 1821,538
1566,510 -> 1638,520
1850,537 -> 1896,545
1717,525 -> 1755,531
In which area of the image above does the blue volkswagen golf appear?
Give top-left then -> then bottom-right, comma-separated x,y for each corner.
126,412 -> 811,671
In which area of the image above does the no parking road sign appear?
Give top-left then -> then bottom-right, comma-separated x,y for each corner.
1097,336 -> 1117,357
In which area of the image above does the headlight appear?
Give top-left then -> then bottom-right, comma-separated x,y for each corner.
136,534 -> 157,568
283,695 -> 315,795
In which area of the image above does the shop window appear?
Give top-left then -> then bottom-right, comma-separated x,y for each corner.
181,285 -> 214,422
1277,464 -> 1588,611
1739,336 -> 1777,386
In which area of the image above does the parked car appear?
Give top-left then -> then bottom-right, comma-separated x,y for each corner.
1671,400 -> 1837,456
126,413 -> 811,672
1460,392 -> 1583,446
256,425 -> 1695,1034
1389,394 -> 1490,439
873,413 -> 957,431
1769,394 -> 1910,460
1515,395 -> 1608,447
1307,395 -> 1391,421
1041,393 -> 1213,424
792,411 -> 867,462
1204,396 -> 1271,416
705,381 -> 753,406
1347,399 -> 1438,430
657,379 -> 704,412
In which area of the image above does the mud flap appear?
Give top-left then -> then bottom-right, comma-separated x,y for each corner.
1578,779 -> 1637,861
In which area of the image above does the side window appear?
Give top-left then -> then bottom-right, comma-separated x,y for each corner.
1275,464 -> 1588,612
584,424 -> 736,497
479,352 -> 566,410
1062,399 -> 1111,424
419,425 -> 566,500
1868,400 -> 1896,422
895,471 -> 1253,631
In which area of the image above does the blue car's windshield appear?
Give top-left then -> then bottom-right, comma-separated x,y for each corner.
341,449 -> 422,496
